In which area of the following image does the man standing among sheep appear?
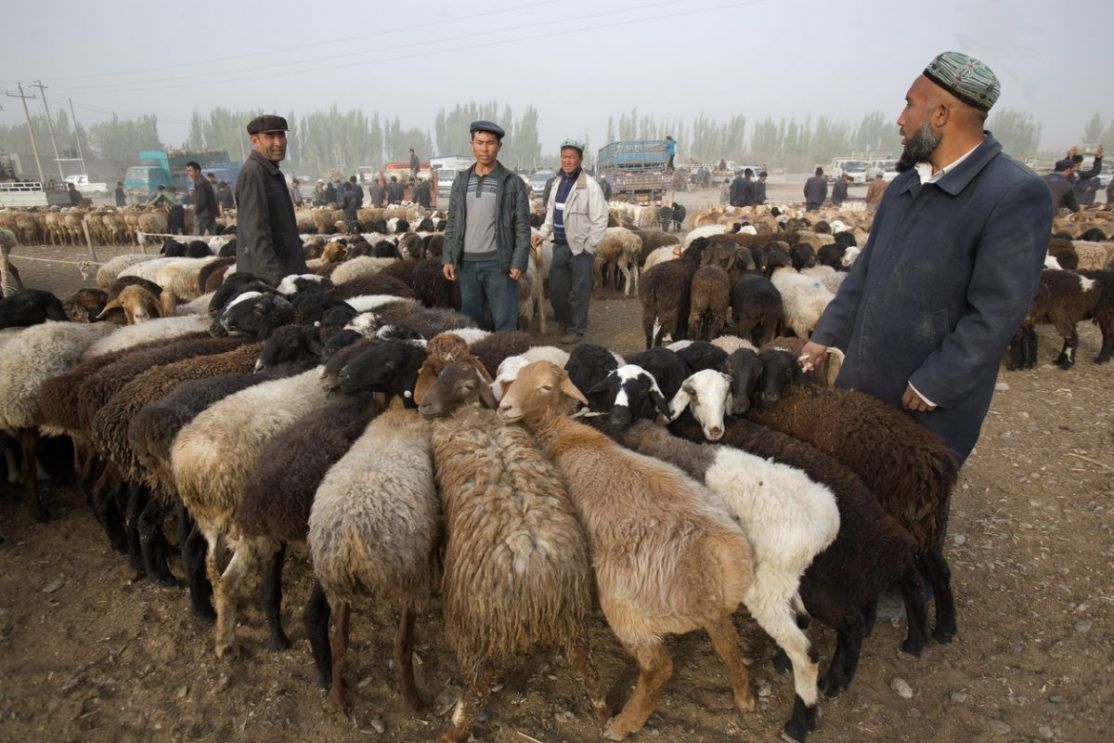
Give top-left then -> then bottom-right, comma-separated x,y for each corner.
187,161 -> 218,236
534,138 -> 609,344
802,51 -> 1052,472
803,167 -> 828,210
442,120 -> 531,332
234,115 -> 307,282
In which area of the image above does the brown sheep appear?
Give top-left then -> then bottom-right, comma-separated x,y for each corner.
687,265 -> 731,341
419,363 -> 605,742
497,362 -> 756,740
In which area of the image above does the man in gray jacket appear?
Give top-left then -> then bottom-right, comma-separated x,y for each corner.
234,115 -> 307,282
534,138 -> 609,344
803,167 -> 828,210
187,161 -> 218,235
441,121 -> 530,332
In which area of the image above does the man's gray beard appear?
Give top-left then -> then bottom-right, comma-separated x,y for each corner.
896,121 -> 942,172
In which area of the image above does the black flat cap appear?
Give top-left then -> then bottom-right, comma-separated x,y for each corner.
246,115 -> 289,134
469,120 -> 505,139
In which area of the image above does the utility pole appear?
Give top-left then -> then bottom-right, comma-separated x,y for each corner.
67,97 -> 88,176
32,81 -> 65,178
4,83 -> 45,184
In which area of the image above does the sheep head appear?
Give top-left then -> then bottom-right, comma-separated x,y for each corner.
588,364 -> 672,431
721,348 -> 763,415
418,362 -> 498,419
335,339 -> 427,404
757,347 -> 807,409
669,369 -> 732,441
497,361 -> 587,425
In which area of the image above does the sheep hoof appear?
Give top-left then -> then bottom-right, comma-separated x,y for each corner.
150,571 -> 180,589
268,631 -> 291,652
29,506 -> 50,524
820,672 -> 847,698
735,689 -> 757,714
932,624 -> 957,644
603,717 -> 632,741
780,695 -> 817,742
215,640 -> 246,660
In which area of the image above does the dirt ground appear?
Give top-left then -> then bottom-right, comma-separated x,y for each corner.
0,232 -> 1111,743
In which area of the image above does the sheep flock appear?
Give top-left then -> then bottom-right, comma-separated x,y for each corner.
0,194 -> 1112,742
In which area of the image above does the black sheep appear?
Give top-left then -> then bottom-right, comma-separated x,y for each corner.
0,289 -> 67,328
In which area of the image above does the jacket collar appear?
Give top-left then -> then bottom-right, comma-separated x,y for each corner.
899,131 -> 1002,196
250,149 -> 284,176
468,160 -> 510,181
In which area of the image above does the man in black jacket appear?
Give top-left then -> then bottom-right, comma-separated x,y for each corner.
187,161 -> 218,235
831,173 -> 851,205
803,167 -> 828,210
387,176 -> 404,204
754,171 -> 768,205
234,115 -> 307,282
114,181 -> 126,207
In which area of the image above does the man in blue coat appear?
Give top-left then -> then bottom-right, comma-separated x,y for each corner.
802,52 -> 1052,467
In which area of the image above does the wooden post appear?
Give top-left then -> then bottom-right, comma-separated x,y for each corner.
82,219 -> 99,263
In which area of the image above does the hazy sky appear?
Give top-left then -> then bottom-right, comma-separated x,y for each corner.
3,0 -> 1111,156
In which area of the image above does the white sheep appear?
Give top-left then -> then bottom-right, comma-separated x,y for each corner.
82,315 -> 209,359
613,415 -> 839,740
769,264 -> 835,339
308,401 -> 438,714
171,366 -> 332,657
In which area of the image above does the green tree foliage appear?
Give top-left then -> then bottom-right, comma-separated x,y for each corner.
988,109 -> 1042,158
0,109 -> 91,172
1082,113 -> 1104,145
87,114 -> 161,162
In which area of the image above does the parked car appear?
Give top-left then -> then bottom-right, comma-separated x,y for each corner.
867,159 -> 899,182
530,169 -> 555,199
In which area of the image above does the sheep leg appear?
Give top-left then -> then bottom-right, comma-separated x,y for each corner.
743,582 -> 819,740
605,641 -> 673,740
821,613 -> 864,697
182,514 -> 215,622
137,497 -> 177,587
18,428 -> 48,522
1096,323 -> 1113,363
921,549 -> 957,643
303,581 -> 332,688
897,564 -> 929,656
394,599 -> 424,713
704,614 -> 757,715
620,262 -> 633,298
437,660 -> 498,743
325,600 -> 351,713
861,600 -> 878,637
213,541 -> 258,658
566,638 -> 609,724
91,463 -> 127,553
123,483 -> 148,575
261,542 -> 290,650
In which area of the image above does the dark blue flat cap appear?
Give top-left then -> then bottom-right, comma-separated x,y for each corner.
470,120 -> 505,139
246,115 -> 289,134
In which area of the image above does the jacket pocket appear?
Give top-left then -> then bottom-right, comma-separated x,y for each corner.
931,309 -> 950,342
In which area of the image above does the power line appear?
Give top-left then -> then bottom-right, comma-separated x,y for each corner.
66,0 -> 702,96
45,0 -> 564,84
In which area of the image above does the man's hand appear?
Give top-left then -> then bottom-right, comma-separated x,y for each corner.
442,264 -> 456,281
508,268 -> 522,281
1097,145 -> 1105,158
902,383 -> 937,412
799,340 -> 828,372
531,233 -> 542,248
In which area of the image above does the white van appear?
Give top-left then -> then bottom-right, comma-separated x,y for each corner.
429,155 -> 473,174
867,159 -> 899,182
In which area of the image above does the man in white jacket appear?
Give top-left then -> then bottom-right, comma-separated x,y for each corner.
534,139 -> 609,344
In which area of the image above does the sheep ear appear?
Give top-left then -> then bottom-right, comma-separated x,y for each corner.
667,385 -> 690,421
478,382 -> 499,410
96,298 -> 121,319
469,358 -> 494,384
306,333 -> 324,356
651,388 -> 674,420
559,376 -> 589,407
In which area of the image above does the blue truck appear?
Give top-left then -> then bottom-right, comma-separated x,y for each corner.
596,140 -> 673,203
124,149 -> 240,200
